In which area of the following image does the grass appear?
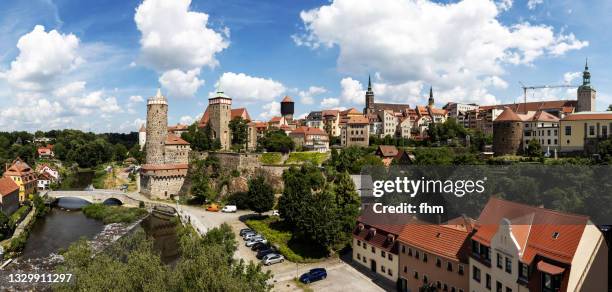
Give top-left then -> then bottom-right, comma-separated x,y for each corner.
9,205 -> 31,228
245,216 -> 327,263
292,278 -> 315,292
82,204 -> 148,224
260,152 -> 282,165
285,152 -> 329,166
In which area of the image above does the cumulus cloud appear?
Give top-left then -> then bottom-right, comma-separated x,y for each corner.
298,86 -> 326,104
563,71 -> 582,84
321,98 -> 340,108
294,0 -> 588,104
3,25 -> 81,91
211,72 -> 286,102
134,0 -> 229,71
129,95 -> 144,103
159,68 -> 204,98
339,77 -> 365,104
527,0 -> 543,10
259,101 -> 281,119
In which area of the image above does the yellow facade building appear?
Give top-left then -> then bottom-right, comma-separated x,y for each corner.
4,158 -> 37,202
559,112 -> 612,153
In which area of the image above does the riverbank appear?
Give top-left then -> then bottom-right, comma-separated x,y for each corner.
82,203 -> 148,224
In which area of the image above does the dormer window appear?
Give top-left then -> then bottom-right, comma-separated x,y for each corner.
552,232 -> 560,239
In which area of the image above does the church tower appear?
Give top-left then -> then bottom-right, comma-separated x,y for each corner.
208,89 -> 232,150
364,75 -> 375,114
145,89 -> 168,164
428,86 -> 435,108
577,59 -> 596,112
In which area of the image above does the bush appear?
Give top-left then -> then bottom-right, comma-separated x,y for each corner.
82,204 -> 148,224
9,205 -> 31,228
230,169 -> 240,177
260,153 -> 282,165
225,191 -> 250,210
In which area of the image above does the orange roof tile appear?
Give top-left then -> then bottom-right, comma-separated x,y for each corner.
561,112 -> 612,121
494,107 -> 523,122
199,107 -> 251,127
398,222 -> 471,261
281,96 -> 294,102
480,100 -> 577,113
165,133 -> 190,145
347,115 -> 369,124
290,126 -> 327,136
0,176 -> 19,197
377,145 -> 399,157
141,163 -> 188,171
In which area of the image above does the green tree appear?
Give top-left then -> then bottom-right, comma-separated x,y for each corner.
258,129 -> 294,153
229,117 -> 249,151
247,176 -> 274,215
525,139 -> 542,157
189,160 -> 214,204
113,143 -> 128,162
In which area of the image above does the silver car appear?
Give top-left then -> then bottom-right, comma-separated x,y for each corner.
245,238 -> 268,247
262,253 -> 284,265
243,233 -> 259,240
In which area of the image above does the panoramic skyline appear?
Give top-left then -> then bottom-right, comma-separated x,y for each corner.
0,0 -> 610,132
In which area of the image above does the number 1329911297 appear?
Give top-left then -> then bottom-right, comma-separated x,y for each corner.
7,273 -> 73,283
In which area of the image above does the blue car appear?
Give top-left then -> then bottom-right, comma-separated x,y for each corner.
299,268 -> 327,284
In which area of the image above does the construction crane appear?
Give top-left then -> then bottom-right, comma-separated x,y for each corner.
518,81 -> 578,113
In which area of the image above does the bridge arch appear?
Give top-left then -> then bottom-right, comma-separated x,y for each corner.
102,197 -> 123,206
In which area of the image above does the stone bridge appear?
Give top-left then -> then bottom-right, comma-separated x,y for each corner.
45,190 -> 142,207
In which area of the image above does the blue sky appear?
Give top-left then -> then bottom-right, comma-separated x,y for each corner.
0,0 -> 610,132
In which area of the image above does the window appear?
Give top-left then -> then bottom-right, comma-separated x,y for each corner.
471,240 -> 480,256
506,288 -> 512,292
497,253 -> 503,268
408,248 -> 412,256
565,126 -> 571,136
505,257 -> 512,273
436,258 -> 442,267
496,281 -> 502,292
363,243 -> 367,249
363,257 -> 366,263
423,275 -> 428,283
589,125 -> 595,136
388,254 -> 392,261
371,246 -> 375,253
437,281 -> 442,289
472,266 -> 481,282
486,274 -> 491,290
402,246 -> 406,254
415,250 -> 420,259
414,271 -> 419,279
519,263 -> 529,279
443,284 -> 448,291
458,264 -> 464,275
451,288 -> 456,292
381,266 -> 386,273
357,240 -> 361,247
447,262 -> 453,272
381,251 -> 386,257
404,266 -> 408,273
423,253 -> 428,262
357,253 -> 361,260
388,269 -> 392,276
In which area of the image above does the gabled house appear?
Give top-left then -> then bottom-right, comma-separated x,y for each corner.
289,126 -> 329,152
4,158 -> 37,202
0,176 -> 20,216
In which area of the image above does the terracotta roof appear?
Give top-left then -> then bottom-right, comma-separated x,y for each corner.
473,197 -> 589,265
347,115 -> 369,124
530,110 -> 560,122
165,133 -> 190,145
494,107 -> 523,122
0,176 -> 19,196
248,121 -> 268,129
270,116 -> 283,123
377,145 -> 399,157
537,260 -> 565,275
398,222 -> 471,261
198,107 -> 251,127
290,126 -> 327,136
281,96 -> 294,103
561,111 -> 612,121
167,123 -> 188,131
5,158 -> 33,176
340,108 -> 361,116
353,220 -> 402,254
322,110 -> 339,117
38,172 -> 52,181
480,100 -> 577,113
141,164 -> 188,171
139,124 -> 146,132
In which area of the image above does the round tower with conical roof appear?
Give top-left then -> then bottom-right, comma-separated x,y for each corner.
493,107 -> 524,156
145,89 -> 168,164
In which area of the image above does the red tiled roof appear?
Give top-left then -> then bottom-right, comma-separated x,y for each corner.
141,163 -> 188,171
5,158 -> 33,176
480,100 -> 577,112
270,116 -> 282,123
353,220 -> 402,253
322,110 -> 339,117
199,107 -> 251,127
530,111 -> 560,122
0,176 -> 19,197
377,145 -> 399,157
398,222 -> 471,261
290,126 -> 327,136
347,115 -> 369,124
167,123 -> 188,131
165,133 -> 190,145
561,112 -> 612,121
340,108 -> 360,116
281,96 -> 294,103
494,107 -> 523,122
537,260 -> 565,275
473,197 -> 588,265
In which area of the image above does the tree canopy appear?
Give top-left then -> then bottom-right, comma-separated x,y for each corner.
257,129 -> 294,153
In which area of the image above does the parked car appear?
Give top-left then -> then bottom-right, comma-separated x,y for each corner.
239,228 -> 253,236
246,238 -> 267,247
243,233 -> 260,240
256,247 -> 277,259
262,253 -> 284,265
206,204 -> 219,212
221,205 -> 237,213
251,242 -> 269,251
299,268 -> 327,284
271,210 -> 280,216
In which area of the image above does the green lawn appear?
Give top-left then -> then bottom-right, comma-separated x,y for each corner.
82,204 -> 148,224
260,152 -> 283,165
285,152 -> 329,165
245,216 -> 327,263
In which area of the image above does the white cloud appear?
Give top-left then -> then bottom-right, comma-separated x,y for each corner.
340,77 -> 365,104
54,81 -> 86,97
67,91 -> 122,115
134,0 -> 229,72
298,86 -> 326,104
3,25 -> 81,91
295,0 -> 588,104
212,72 -> 286,102
321,98 -> 340,108
527,0 -> 543,10
259,101 -> 281,119
496,0 -> 513,11
159,68 -> 204,98
179,115 -> 195,125
129,95 -> 144,103
563,71 -> 581,84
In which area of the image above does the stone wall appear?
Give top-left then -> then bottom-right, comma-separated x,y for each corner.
164,145 -> 190,164
141,173 -> 185,200
493,121 -> 523,156
190,151 -> 262,171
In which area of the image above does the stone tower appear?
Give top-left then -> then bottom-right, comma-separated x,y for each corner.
145,89 -> 168,164
208,89 -> 232,150
493,107 -> 524,156
577,59 -> 596,112
280,96 -> 294,120
364,75 -> 375,114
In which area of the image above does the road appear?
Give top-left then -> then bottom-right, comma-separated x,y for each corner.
125,192 -> 386,292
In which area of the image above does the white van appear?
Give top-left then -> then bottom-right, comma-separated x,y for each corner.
221,205 -> 237,213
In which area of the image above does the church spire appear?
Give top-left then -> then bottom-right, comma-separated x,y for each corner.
428,86 -> 434,107
367,75 -> 372,91
582,58 -> 591,86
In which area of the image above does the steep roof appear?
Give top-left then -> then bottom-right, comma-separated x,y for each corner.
494,107 -> 523,122
398,221 -> 471,261
347,115 -> 369,124
473,197 -> 589,265
376,145 -> 399,157
165,133 -> 190,145
322,109 -> 339,117
531,110 -> 560,122
561,111 -> 612,121
372,103 -> 411,113
480,100 -> 577,113
0,176 -> 19,196
167,123 -> 188,132
5,158 -> 33,176
199,107 -> 251,127
290,126 -> 327,136
281,96 -> 294,103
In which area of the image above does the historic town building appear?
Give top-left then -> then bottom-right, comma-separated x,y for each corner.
4,158 -> 37,202
140,89 -> 190,200
576,60 -> 596,112
0,176 -> 20,216
559,111 -> 612,153
341,115 -> 370,147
